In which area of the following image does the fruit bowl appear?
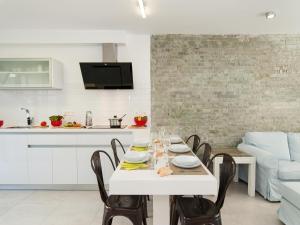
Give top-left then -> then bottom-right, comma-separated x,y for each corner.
134,116 -> 148,127
51,120 -> 62,127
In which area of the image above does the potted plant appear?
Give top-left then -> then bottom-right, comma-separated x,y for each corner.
49,115 -> 63,127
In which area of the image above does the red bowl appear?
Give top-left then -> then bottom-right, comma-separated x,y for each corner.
0,120 -> 3,128
51,120 -> 62,127
134,117 -> 147,127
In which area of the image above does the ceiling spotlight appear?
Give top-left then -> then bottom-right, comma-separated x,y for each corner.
265,11 -> 276,19
138,0 -> 146,19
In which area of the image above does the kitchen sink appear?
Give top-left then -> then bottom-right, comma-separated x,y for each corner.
6,126 -> 33,129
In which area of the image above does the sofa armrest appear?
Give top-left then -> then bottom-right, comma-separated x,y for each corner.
238,143 -> 279,170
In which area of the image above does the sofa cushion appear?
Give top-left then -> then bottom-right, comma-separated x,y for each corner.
278,160 -> 300,180
288,133 -> 300,162
244,132 -> 290,160
280,182 -> 300,208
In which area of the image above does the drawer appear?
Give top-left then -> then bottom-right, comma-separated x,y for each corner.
77,133 -> 133,146
27,134 -> 76,146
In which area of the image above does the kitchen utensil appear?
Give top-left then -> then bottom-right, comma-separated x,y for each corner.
169,144 -> 191,153
171,155 -> 201,168
132,141 -> 149,148
124,151 -> 150,163
109,114 -> 126,128
85,111 -> 93,127
170,135 -> 183,144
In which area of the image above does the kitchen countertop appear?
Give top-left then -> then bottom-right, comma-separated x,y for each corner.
0,127 -> 147,133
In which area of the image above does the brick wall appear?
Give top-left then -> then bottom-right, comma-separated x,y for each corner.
151,34 -> 300,147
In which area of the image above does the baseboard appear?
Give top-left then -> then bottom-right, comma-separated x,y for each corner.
0,184 -> 100,191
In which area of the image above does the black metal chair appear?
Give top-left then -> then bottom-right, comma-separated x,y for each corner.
111,138 -> 149,215
186,135 -> 201,154
171,153 -> 236,225
196,142 -> 212,167
91,150 -> 147,225
170,142 -> 212,223
111,138 -> 126,167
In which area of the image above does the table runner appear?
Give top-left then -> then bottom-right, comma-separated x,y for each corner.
169,160 -> 208,175
120,159 -> 154,170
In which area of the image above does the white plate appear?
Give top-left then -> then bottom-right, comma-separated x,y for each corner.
171,156 -> 201,168
173,155 -> 200,166
169,144 -> 191,153
124,151 -> 150,163
170,136 -> 183,144
132,141 -> 149,148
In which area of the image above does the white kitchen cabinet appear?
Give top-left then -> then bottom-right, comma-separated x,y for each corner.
77,146 -> 120,185
0,58 -> 63,89
0,134 -> 28,184
28,148 -> 52,184
0,129 -> 141,189
52,148 -> 77,184
77,147 -> 98,184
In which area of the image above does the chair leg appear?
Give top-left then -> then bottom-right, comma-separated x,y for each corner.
170,207 -> 179,225
143,215 -> 147,225
102,209 -> 113,225
214,214 -> 222,225
143,196 -> 148,218
128,213 -> 143,225
170,200 -> 175,224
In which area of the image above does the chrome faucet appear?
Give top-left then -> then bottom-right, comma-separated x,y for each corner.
21,108 -> 33,126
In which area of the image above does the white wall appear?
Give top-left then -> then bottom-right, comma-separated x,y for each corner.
0,32 -> 151,127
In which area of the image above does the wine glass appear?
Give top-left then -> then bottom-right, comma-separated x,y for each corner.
162,134 -> 171,167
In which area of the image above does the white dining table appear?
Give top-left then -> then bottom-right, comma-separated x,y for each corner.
109,151 -> 218,225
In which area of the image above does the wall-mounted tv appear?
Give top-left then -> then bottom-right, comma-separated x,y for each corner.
80,62 -> 133,89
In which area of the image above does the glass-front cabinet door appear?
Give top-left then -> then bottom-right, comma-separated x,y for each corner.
0,58 -> 63,89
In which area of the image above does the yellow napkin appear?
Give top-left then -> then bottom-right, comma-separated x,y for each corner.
131,146 -> 148,152
121,162 -> 149,170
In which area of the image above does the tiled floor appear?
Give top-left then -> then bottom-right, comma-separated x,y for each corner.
0,182 -> 283,225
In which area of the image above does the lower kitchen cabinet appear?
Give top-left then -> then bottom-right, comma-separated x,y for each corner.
0,130 -> 139,188
28,148 -> 52,184
77,147 -> 98,184
52,148 -> 77,184
0,134 -> 28,184
77,146 -> 120,185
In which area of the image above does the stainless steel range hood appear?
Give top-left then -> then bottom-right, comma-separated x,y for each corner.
102,43 -> 118,62
80,43 -> 134,89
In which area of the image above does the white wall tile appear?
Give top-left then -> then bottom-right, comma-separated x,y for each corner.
0,34 -> 151,127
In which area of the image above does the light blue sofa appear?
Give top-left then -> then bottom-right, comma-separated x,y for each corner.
238,132 -> 300,201
278,182 -> 300,225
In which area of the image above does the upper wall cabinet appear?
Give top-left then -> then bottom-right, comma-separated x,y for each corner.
0,58 -> 63,89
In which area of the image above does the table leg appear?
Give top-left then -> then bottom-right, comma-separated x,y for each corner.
234,165 -> 239,182
248,162 -> 256,197
153,195 -> 170,225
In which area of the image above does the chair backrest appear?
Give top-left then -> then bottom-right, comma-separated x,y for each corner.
186,135 -> 201,154
91,150 -> 116,205
207,153 -> 236,213
111,138 -> 126,167
197,142 -> 212,166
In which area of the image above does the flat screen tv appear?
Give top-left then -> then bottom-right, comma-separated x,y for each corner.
80,62 -> 133,89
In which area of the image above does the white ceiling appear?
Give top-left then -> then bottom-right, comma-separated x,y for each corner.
0,0 -> 299,34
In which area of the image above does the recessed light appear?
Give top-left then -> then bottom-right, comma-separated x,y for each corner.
138,0 -> 146,19
265,11 -> 276,19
